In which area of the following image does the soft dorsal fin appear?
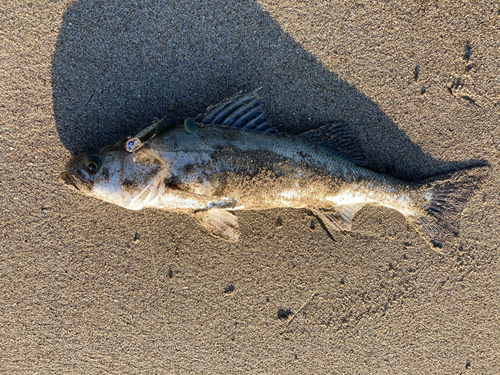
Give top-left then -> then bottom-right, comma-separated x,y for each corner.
299,120 -> 368,166
196,89 -> 278,134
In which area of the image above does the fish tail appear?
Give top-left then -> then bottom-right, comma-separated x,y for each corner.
410,166 -> 488,252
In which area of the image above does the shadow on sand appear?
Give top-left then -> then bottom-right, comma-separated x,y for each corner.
52,1 -> 485,180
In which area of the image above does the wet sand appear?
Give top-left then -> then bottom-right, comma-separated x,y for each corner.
1,1 -> 499,373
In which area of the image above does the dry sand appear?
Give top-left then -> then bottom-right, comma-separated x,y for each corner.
1,0 -> 499,373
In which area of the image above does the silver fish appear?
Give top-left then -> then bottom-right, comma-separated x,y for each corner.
62,91 -> 485,249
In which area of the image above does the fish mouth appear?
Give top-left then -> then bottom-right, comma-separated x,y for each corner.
61,171 -> 79,190
61,170 -> 92,191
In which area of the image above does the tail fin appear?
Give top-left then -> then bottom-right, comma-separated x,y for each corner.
411,166 -> 488,252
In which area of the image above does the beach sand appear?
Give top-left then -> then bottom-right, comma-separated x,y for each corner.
1,0 -> 499,373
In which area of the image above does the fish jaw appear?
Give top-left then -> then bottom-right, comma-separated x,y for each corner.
61,171 -> 78,189
63,153 -> 95,193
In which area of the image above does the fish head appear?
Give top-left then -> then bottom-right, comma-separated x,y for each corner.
63,145 -> 167,210
62,151 -> 104,193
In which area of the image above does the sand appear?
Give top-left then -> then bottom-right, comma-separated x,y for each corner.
1,0 -> 499,373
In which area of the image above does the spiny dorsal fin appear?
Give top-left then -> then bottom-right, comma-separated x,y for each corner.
299,120 -> 368,167
196,89 -> 278,134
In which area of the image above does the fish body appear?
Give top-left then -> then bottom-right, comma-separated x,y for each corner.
63,91 -> 484,246
147,124 -> 414,212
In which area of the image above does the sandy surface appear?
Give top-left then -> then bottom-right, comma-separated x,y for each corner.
1,0 -> 499,373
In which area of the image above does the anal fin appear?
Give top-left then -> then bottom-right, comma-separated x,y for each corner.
333,203 -> 366,230
313,203 -> 367,234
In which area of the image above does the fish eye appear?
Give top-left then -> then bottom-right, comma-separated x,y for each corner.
86,155 -> 100,173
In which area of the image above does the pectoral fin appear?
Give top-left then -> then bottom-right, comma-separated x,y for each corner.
193,208 -> 240,242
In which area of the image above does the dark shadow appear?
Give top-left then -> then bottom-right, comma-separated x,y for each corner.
52,1 -> 485,180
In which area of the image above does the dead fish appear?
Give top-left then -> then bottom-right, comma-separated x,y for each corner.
62,90 -> 486,249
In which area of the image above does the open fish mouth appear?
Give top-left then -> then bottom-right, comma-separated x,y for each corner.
61,171 -> 79,190
61,170 -> 92,191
